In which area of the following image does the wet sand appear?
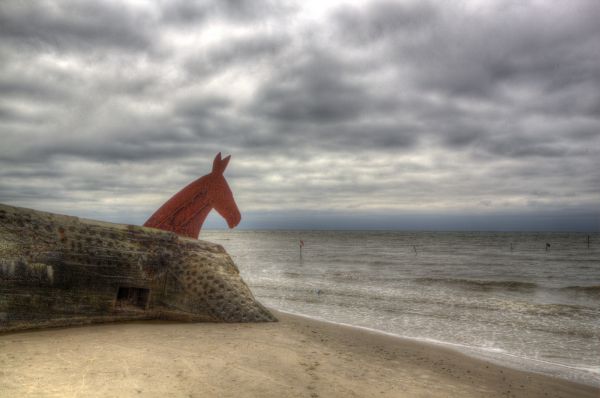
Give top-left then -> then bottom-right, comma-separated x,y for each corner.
0,310 -> 597,397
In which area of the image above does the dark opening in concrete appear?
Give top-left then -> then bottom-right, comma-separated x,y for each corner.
116,287 -> 150,310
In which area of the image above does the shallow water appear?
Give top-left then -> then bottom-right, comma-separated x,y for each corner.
203,230 -> 600,386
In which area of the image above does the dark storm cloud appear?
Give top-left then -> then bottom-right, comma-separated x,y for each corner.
343,123 -> 417,149
329,0 -> 600,130
309,121 -> 418,150
351,0 -> 600,101
186,33 -> 289,76
0,0 -> 599,230
0,0 -> 289,55
333,0 -> 438,44
160,0 -> 209,25
161,0 -> 290,26
328,0 -> 600,161
161,0 -> 291,25
248,40 -> 378,120
0,103 -> 49,125
0,79 -> 71,102
0,1 -> 157,52
252,73 -> 366,123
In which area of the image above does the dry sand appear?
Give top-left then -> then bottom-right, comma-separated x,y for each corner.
0,310 -> 597,397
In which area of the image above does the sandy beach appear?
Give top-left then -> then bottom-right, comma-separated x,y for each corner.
0,310 -> 597,398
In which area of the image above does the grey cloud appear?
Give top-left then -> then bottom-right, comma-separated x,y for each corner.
160,0 -> 208,25
418,3 -> 599,101
333,0 -> 438,44
0,0 -> 599,230
212,0 -> 290,21
331,0 -> 600,104
486,141 -> 568,159
0,1 -> 157,53
186,33 -> 289,76
161,0 -> 293,25
329,0 -> 600,157
174,95 -> 232,119
324,122 -> 418,150
0,103 -> 49,125
0,79 -> 71,102
253,82 -> 364,123
250,51 -> 377,123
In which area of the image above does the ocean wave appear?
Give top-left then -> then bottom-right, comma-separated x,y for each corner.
560,285 -> 600,296
414,277 -> 538,291
367,260 -> 396,267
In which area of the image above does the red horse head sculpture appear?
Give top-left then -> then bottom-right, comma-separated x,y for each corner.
143,152 -> 241,238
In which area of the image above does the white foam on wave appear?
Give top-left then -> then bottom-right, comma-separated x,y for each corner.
274,308 -> 600,386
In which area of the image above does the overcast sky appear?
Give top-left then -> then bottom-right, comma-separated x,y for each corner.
1,0 -> 599,231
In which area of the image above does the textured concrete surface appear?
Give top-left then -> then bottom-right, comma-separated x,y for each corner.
0,203 -> 275,332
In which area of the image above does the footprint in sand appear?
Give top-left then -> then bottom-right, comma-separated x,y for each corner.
299,359 -> 321,396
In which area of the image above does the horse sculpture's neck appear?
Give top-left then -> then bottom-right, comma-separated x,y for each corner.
144,176 -> 214,239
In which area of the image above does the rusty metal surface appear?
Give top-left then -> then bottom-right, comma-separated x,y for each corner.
144,153 -> 241,238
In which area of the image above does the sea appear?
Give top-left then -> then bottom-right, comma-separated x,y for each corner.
202,230 -> 600,387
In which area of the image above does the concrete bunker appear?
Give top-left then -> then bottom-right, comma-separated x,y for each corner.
0,203 -> 276,332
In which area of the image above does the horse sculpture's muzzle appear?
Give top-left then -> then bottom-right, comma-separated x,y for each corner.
227,210 -> 241,228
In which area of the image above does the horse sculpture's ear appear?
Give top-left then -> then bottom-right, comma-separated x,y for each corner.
212,152 -> 231,175
213,152 -> 222,172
